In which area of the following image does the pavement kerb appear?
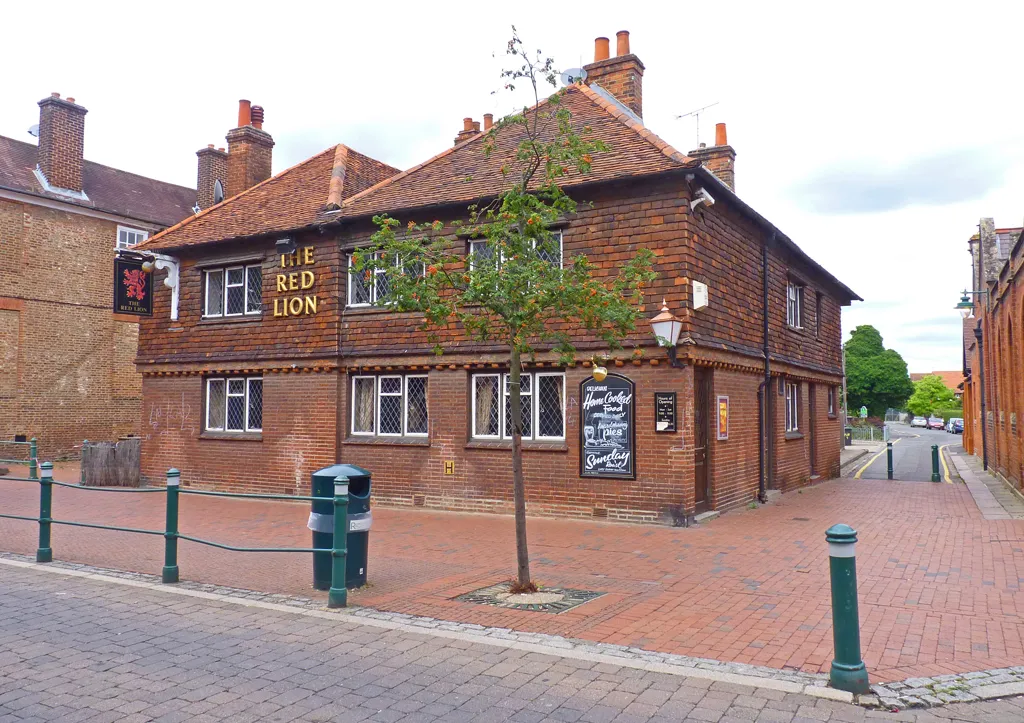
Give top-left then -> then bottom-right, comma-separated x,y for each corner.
0,555 -> 849,703
839,447 -> 870,475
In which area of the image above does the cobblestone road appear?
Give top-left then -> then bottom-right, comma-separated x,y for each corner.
2,565 -> 1022,722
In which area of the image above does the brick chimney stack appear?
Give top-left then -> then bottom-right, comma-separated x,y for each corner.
196,144 -> 228,210
225,99 -> 274,199
688,123 -> 737,191
36,93 -> 88,194
454,117 -> 481,146
583,31 -> 645,117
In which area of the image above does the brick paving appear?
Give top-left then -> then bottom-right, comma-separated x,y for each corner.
3,563 -> 1021,722
3,463 -> 1024,684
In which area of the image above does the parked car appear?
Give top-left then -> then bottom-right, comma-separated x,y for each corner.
911,417 -> 928,428
927,417 -> 944,430
949,418 -> 964,434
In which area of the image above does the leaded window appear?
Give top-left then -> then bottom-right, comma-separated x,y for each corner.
350,375 -> 428,436
204,264 -> 262,318
205,377 -> 262,433
472,372 -> 565,441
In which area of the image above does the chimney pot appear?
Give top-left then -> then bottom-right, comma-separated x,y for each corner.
51,92 -> 60,98
616,30 -> 630,56
207,143 -> 215,149
472,121 -> 480,132
66,97 -> 75,104
217,147 -> 225,152
483,113 -> 493,131
237,99 -> 252,127
594,37 -> 610,61
250,105 -> 265,129
463,117 -> 474,131
715,123 -> 727,146
699,142 -> 707,149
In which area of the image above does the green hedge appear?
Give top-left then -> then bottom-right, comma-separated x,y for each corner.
932,407 -> 964,422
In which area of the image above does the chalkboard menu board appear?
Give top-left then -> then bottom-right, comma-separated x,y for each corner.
655,392 -> 676,432
580,374 -> 636,479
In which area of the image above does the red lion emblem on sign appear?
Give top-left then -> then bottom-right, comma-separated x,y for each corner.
123,269 -> 147,301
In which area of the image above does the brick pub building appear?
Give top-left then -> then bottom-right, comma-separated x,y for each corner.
136,32 -> 859,522
963,219 -> 1024,489
0,93 -> 197,458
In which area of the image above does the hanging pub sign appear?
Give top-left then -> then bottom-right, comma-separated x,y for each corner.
580,373 -> 636,479
113,257 -> 152,316
655,392 -> 676,432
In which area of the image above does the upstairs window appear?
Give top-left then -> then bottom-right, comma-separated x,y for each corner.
787,282 -> 804,329
785,381 -> 800,432
468,232 -> 563,270
205,377 -> 262,433
117,226 -> 148,250
204,264 -> 262,318
347,252 -> 423,307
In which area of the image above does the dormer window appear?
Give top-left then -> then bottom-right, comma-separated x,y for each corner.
117,226 -> 148,250
213,179 -> 225,205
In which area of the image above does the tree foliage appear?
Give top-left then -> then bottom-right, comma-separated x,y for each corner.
353,29 -> 655,591
844,325 -> 914,418
906,375 -> 960,418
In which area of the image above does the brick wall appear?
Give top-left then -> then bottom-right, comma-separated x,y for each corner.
0,198 -> 144,458
36,96 -> 87,192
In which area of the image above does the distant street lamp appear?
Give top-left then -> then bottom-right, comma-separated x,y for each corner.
955,290 -> 974,319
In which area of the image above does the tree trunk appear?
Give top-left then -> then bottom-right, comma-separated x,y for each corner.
509,346 -> 532,589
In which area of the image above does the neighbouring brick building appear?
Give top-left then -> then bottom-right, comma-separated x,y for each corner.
0,93 -> 198,458
135,32 -> 859,522
909,371 -> 965,399
963,219 -> 1024,489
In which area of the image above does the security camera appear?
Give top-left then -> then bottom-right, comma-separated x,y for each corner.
690,187 -> 715,212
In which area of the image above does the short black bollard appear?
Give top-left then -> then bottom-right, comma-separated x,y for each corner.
826,524 -> 869,693
328,475 -> 349,608
886,441 -> 893,480
931,445 -> 940,483
162,469 -> 180,583
36,462 -> 52,563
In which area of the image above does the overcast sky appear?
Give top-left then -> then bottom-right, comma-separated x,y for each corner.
4,0 -> 1021,373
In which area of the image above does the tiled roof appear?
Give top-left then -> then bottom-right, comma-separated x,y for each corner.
336,83 -> 698,220
139,144 -> 399,252
0,135 -> 196,227
910,370 -> 965,391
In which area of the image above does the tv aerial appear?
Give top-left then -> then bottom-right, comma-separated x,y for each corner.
675,102 -> 719,146
560,68 -> 588,86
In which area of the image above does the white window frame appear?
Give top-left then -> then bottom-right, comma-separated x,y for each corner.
785,382 -> 799,432
350,374 -> 429,437
471,371 -> 566,441
827,386 -> 836,416
205,376 -> 262,433
787,282 -> 804,329
347,252 -> 414,307
468,231 -> 563,271
203,264 -> 262,318
116,225 -> 149,250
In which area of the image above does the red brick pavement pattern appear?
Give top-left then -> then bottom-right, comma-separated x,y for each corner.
2,463 -> 1024,684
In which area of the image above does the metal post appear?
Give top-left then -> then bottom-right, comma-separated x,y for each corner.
36,462 -> 52,563
28,438 -> 38,481
931,445 -> 940,483
162,469 -> 180,583
886,441 -> 893,480
80,440 -> 88,485
328,475 -> 350,608
826,524 -> 869,693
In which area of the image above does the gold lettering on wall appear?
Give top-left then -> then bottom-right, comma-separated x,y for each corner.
272,245 -> 319,317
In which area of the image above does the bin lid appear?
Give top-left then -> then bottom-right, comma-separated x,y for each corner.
312,463 -> 371,480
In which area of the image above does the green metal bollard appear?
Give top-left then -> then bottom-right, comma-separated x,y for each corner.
80,440 -> 88,485
162,469 -> 180,583
826,524 -> 869,693
328,475 -> 350,609
28,438 -> 38,481
886,441 -> 893,480
36,462 -> 52,563
931,445 -> 940,482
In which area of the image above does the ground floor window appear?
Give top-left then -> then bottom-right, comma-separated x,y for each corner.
827,386 -> 836,416
472,372 -> 565,440
206,377 -> 262,433
785,381 -> 799,432
351,375 -> 428,436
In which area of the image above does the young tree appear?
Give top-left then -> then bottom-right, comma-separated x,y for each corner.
844,325 -> 914,418
353,30 -> 655,592
906,375 -> 959,418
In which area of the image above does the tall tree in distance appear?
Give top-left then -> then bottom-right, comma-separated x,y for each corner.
353,29 -> 655,592
906,375 -> 959,418
844,325 -> 914,418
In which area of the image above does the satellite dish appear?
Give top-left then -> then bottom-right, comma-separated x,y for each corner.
27,124 -> 39,138
560,68 -> 588,86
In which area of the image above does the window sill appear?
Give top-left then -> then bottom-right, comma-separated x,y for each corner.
786,325 -> 806,335
465,439 -> 568,452
198,316 -> 262,326
827,413 -> 837,420
784,431 -> 804,441
200,431 -> 263,442
343,436 -> 431,447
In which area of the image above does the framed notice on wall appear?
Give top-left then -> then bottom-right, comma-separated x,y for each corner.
580,373 -> 636,479
655,392 -> 676,432
113,257 -> 153,316
717,395 -> 729,441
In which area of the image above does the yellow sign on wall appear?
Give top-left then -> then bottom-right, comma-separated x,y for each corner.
273,246 -> 318,317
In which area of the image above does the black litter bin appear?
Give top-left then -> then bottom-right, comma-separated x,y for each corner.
844,427 -> 853,446
308,463 -> 372,591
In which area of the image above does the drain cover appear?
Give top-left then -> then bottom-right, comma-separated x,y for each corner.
455,583 -> 603,613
